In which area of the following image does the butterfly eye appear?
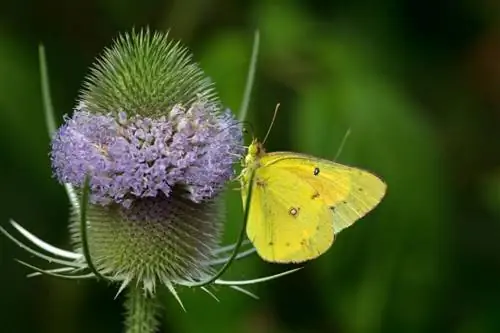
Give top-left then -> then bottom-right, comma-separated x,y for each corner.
313,167 -> 320,176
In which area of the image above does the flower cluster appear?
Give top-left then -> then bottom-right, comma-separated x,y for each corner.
51,102 -> 243,207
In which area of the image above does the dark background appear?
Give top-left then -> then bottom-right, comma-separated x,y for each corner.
1,1 -> 500,332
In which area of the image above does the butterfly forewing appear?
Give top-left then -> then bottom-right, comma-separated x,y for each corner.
261,152 -> 387,234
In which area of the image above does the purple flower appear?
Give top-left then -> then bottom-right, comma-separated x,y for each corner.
51,102 -> 243,207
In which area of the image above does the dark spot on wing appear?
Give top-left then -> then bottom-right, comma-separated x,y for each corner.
289,207 -> 300,217
285,242 -> 290,247
330,206 -> 336,212
311,191 -> 320,199
268,241 -> 274,246
358,187 -> 363,192
313,167 -> 320,176
342,200 -> 348,204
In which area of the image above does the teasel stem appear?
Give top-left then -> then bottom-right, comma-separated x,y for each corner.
124,286 -> 161,333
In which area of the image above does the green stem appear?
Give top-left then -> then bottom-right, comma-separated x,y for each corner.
79,175 -> 107,280
186,169 -> 256,287
124,286 -> 162,333
38,44 -> 57,137
238,30 -> 260,123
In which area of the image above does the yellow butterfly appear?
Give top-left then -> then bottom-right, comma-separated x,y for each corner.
240,110 -> 387,263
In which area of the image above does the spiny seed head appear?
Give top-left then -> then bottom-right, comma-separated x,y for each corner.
50,28 -> 243,292
70,193 -> 223,293
80,28 -> 218,116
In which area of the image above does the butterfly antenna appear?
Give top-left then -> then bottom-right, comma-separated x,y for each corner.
242,121 -> 255,140
262,103 -> 280,144
334,127 -> 351,161
217,119 -> 253,145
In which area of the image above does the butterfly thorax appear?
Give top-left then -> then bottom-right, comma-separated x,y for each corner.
240,139 -> 266,202
244,139 -> 265,166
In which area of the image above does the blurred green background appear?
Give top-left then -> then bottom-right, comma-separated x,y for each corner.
1,1 -> 500,332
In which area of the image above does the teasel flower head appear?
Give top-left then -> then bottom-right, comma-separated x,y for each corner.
1,31 -> 299,330
38,28 -> 249,295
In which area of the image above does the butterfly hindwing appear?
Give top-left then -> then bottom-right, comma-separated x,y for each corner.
245,166 -> 334,263
260,152 -> 387,234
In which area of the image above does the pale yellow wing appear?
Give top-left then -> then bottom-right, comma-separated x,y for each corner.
260,152 -> 387,234
244,166 -> 334,263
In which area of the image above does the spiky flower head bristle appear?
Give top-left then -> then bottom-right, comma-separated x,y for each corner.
80,29 -> 218,117
49,28 -> 243,292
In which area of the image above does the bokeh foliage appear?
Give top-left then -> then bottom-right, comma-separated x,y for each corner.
1,1 -> 500,332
